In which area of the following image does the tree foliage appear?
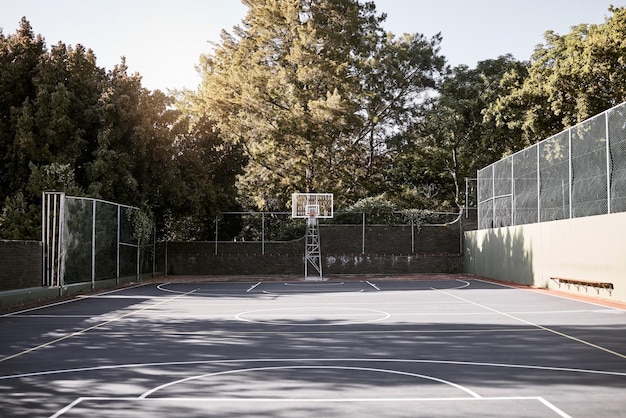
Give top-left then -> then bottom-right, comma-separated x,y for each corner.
195,0 -> 445,209
486,6 -> 626,142
0,18 -> 242,240
3,5 -> 626,240
390,55 -> 528,209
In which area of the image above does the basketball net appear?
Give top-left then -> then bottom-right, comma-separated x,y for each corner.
306,204 -> 319,226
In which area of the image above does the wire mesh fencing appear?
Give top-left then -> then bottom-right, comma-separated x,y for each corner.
205,210 -> 463,256
42,193 -> 154,287
478,101 -> 626,229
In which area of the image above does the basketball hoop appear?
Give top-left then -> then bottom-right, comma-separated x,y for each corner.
291,193 -> 333,280
306,204 -> 319,226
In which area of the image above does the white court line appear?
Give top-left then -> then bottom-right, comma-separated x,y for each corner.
158,279 -> 473,297
261,289 -> 364,295
6,315 -> 98,318
377,309 -> 626,317
138,365 -> 481,399
0,289 -> 197,364
49,397 -> 84,418
474,278 -> 626,312
156,282 -> 182,294
365,280 -> 380,290
1,298 -> 79,318
0,282 -> 151,318
158,282 -> 265,297
5,357 -> 626,382
59,328 -> 542,337
366,279 -> 470,291
15,307 -> 607,318
496,309 -> 623,315
247,282 -> 262,292
234,307 -> 390,325
50,396 -> 571,418
76,295 -> 152,299
284,282 -> 345,286
434,287 -> 626,360
455,279 -> 471,288
538,397 -> 574,418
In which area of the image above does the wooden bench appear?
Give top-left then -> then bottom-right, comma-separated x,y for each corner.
551,277 -> 614,295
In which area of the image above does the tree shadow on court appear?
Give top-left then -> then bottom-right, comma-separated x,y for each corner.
3,300 -> 626,417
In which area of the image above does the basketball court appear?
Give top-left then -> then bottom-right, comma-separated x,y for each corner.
1,275 -> 626,417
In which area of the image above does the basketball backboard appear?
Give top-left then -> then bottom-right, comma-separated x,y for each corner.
291,193 -> 333,219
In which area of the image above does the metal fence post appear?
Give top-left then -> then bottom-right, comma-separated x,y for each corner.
165,241 -> 168,276
477,170 -> 481,229
152,226 -> 156,278
91,199 -> 96,289
569,129 -> 573,219
511,156 -> 515,226
491,164 -> 495,227
42,192 -> 46,286
537,144 -> 541,223
116,205 -> 121,283
214,216 -> 219,255
58,193 -> 65,287
362,212 -> 366,255
262,212 -> 266,255
606,111 -> 612,214
465,178 -> 469,218
411,218 -> 415,254
136,234 -> 141,280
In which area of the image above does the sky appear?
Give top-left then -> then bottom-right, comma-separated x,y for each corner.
2,0 -> 623,92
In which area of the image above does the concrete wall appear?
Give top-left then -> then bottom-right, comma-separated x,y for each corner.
0,275 -> 145,311
464,212 -> 626,303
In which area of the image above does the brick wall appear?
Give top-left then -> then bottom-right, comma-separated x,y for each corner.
322,225 -> 461,254
0,241 -> 42,291
162,252 -> 462,276
159,224 -> 463,275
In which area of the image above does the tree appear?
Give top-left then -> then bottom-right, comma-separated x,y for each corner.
0,18 -> 245,240
0,23 -> 105,239
195,0 -> 445,209
0,18 -> 46,203
163,113 -> 246,240
486,6 -> 626,142
388,55 -> 527,209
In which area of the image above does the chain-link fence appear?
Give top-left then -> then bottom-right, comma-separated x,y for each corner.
206,210 -> 462,255
478,101 -> 626,229
43,193 -> 154,287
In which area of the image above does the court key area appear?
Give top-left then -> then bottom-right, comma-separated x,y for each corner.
1,276 -> 626,417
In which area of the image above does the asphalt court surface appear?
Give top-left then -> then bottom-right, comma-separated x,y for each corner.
1,276 -> 626,417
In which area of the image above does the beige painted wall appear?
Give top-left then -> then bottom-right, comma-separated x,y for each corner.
464,212 -> 626,303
